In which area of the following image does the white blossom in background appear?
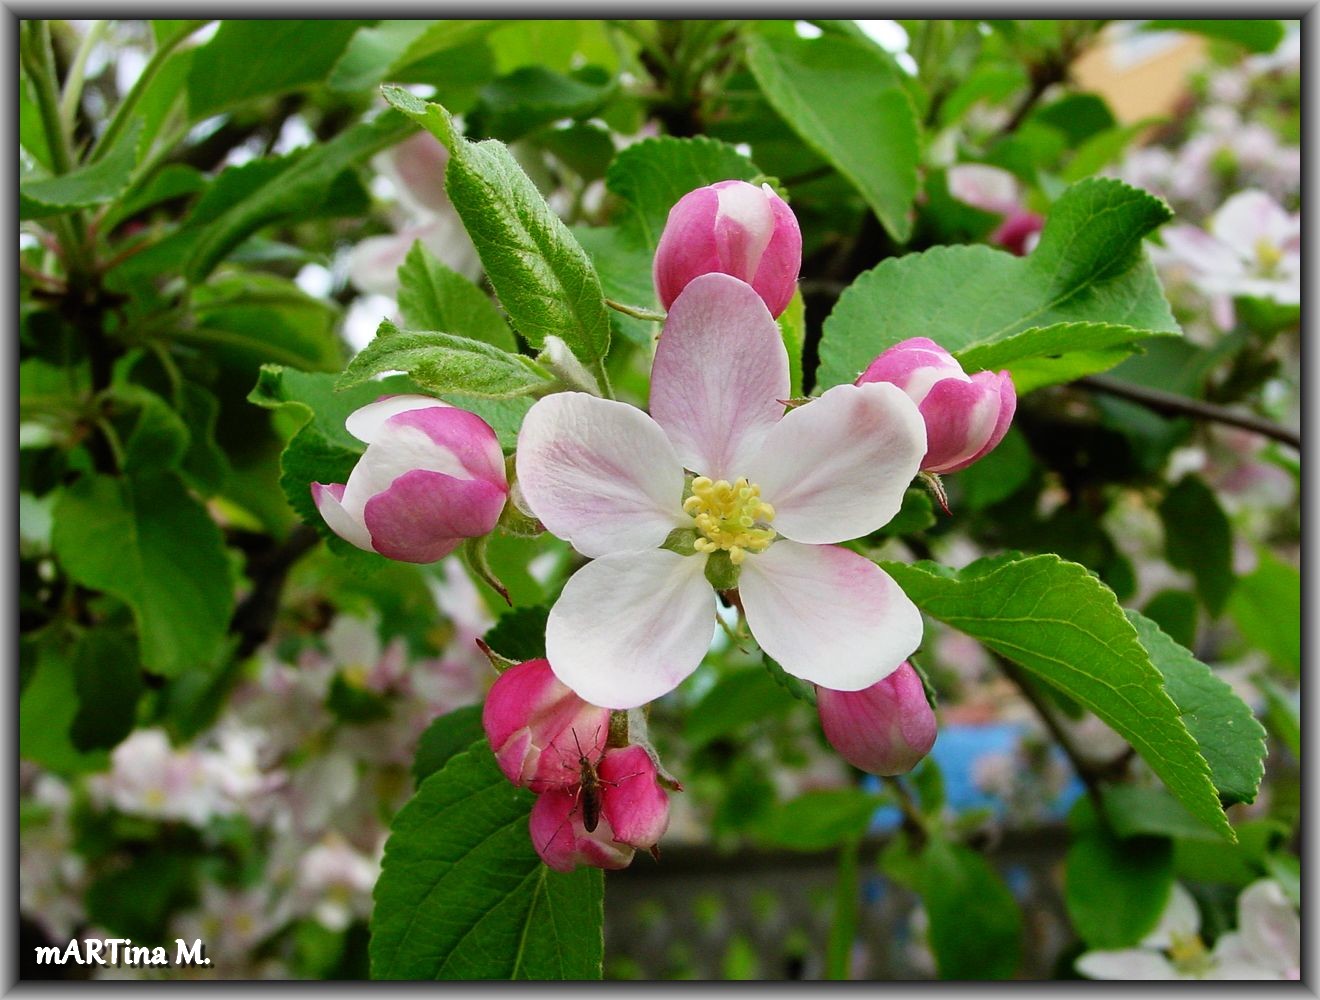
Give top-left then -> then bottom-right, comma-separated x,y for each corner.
295,834 -> 381,932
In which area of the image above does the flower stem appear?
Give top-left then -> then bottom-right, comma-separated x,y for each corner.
824,835 -> 861,981
604,298 -> 667,323
58,18 -> 108,134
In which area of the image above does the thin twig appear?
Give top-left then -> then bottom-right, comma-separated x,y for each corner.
604,298 -> 666,323
882,775 -> 929,849
229,525 -> 321,659
1076,374 -> 1300,450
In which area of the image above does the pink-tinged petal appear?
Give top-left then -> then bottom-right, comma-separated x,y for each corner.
653,187 -> 723,309
649,273 -> 790,480
1076,950 -> 1182,980
751,187 -> 803,318
362,470 -> 506,563
529,789 -> 634,873
739,541 -> 923,690
1157,226 -> 1243,278
385,132 -> 451,214
743,383 -> 925,545
346,233 -> 413,296
856,337 -> 967,404
545,550 -> 714,710
345,394 -> 448,444
918,374 -> 1007,474
817,663 -> 937,776
1208,933 -> 1284,979
515,393 -> 686,559
946,163 -> 1022,215
311,482 -> 373,552
387,405 -> 505,482
713,181 -> 775,282
1236,880 -> 1300,977
1210,189 -> 1293,251
990,209 -> 1044,256
599,746 -> 669,849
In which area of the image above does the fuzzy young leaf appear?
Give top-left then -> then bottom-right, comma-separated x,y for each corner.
51,473 -> 234,678
1128,610 -> 1267,806
397,242 -> 516,351
371,742 -> 603,979
746,33 -> 920,243
339,321 -> 553,399
883,554 -> 1232,840
818,179 -> 1180,389
382,87 -> 611,364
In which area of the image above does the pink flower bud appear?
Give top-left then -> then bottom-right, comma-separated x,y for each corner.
481,659 -> 611,792
990,209 -> 1044,256
653,180 -> 802,318
817,663 -> 937,776
856,338 -> 1016,474
598,745 -> 669,850
529,788 -> 634,873
311,395 -> 508,563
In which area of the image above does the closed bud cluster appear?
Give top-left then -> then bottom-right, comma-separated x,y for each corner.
653,179 -> 802,318
312,395 -> 508,563
856,337 -> 1016,475
481,660 -> 671,872
817,663 -> 937,776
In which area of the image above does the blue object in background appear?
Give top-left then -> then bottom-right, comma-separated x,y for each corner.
866,723 -> 1084,834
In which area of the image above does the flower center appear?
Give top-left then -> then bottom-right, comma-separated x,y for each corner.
1255,237 -> 1283,275
1168,932 -> 1212,978
683,476 -> 776,566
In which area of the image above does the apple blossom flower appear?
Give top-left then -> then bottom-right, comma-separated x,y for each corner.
1077,880 -> 1300,980
816,663 -> 937,775
856,337 -> 1016,475
482,658 -> 611,791
946,163 -> 1043,256
529,745 -> 670,872
1154,189 -> 1300,328
347,132 -> 480,296
312,395 -> 508,564
653,180 -> 802,317
515,272 -> 926,710
294,833 -> 380,932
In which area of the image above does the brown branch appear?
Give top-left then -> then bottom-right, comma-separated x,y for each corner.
229,525 -> 320,659
1076,374 -> 1300,450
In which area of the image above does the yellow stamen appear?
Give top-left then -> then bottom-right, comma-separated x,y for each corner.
685,476 -> 776,560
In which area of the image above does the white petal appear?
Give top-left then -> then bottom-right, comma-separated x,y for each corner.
1210,189 -> 1293,250
1141,882 -> 1201,949
649,272 -> 790,480
516,393 -> 686,559
545,550 -> 714,709
345,394 -> 450,444
1236,879 -> 1300,975
739,541 -> 923,690
743,382 -> 925,545
1076,950 -> 1183,980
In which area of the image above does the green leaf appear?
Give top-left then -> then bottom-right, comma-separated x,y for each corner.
883,554 -> 1231,840
186,20 -> 368,119
1142,590 -> 1198,650
953,426 -> 1033,511
761,653 -> 817,706
1159,475 -> 1234,617
1259,679 -> 1299,760
571,224 -> 657,347
755,789 -> 881,851
469,65 -> 614,142
1174,818 -> 1287,888
604,135 -> 762,250
869,487 -> 936,538
412,705 -> 486,786
817,178 -> 1180,389
329,20 -> 441,91
917,837 -> 1023,979
745,34 -> 920,243
1144,19 -> 1286,54
482,605 -> 550,662
51,473 -> 234,678
20,630 -> 110,774
339,321 -> 554,399
1228,549 -> 1300,675
778,288 -> 806,397
685,666 -> 798,748
1128,610 -> 1267,806
397,242 -> 516,351
71,627 -> 144,753
383,88 -> 611,365
19,120 -> 142,221
370,743 -> 603,979
1102,785 -> 1223,842
184,112 -> 412,283
115,386 -> 191,477
1065,799 -> 1173,949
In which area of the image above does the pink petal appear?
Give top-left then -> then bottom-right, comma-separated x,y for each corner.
362,470 -> 506,563
515,392 -> 686,559
599,746 -> 669,849
649,273 -> 790,480
918,373 -> 1010,474
529,789 -> 634,873
742,382 -> 925,545
545,550 -> 714,710
713,181 -> 775,282
1210,189 -> 1294,250
738,541 -> 923,690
